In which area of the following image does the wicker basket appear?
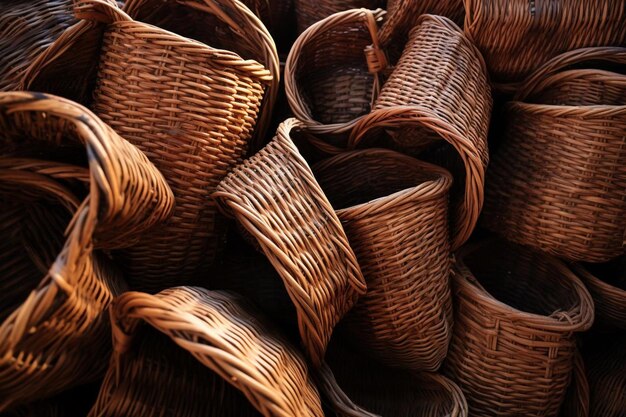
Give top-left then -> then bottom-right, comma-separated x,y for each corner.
572,257 -> 626,331
560,351 -> 590,417
444,239 -> 595,417
585,335 -> 626,417
294,0 -> 384,34
88,287 -> 324,417
0,91 -> 174,411
318,339 -> 468,417
285,8 -> 386,147
350,15 -> 491,250
482,47 -> 626,262
213,118 -> 366,366
26,0 -> 279,291
464,0 -> 626,90
312,149 -> 453,371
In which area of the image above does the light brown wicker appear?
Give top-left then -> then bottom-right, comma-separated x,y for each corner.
285,8 -> 386,146
26,0 -> 279,291
572,257 -> 626,331
482,47 -> 626,262
464,0 -> 626,90
88,287 -> 324,417
213,118 -> 366,366
312,149 -> 453,371
0,91 -> 174,411
349,14 -> 491,250
294,0 -> 384,34
585,335 -> 626,417
444,239 -> 595,417
318,339 -> 468,417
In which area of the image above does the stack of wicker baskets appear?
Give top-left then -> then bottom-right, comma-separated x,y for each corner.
0,0 -> 625,415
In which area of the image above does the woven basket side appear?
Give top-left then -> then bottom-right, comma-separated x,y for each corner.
560,351 -> 590,417
586,335 -> 626,417
294,0 -> 383,33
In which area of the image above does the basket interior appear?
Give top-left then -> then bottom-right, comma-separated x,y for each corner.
583,256 -> 626,290
462,241 -> 581,317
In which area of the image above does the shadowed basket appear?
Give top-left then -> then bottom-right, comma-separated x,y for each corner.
585,335 -> 626,417
313,149 -> 453,371
26,0 -> 279,291
560,351 -> 590,417
285,8 -> 386,147
213,118 -> 366,366
88,287 -> 324,417
0,91 -> 174,411
350,14 -> 491,250
444,239 -> 595,417
572,257 -> 626,331
482,47 -> 626,262
464,0 -> 626,90
294,0 -> 384,34
2,384 -> 100,417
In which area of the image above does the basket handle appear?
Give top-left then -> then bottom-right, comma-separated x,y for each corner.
74,0 -> 133,23
515,47 -> 626,101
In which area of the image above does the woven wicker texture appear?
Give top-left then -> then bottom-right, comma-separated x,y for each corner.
350,15 -> 491,250
444,239 -> 595,416
572,257 -> 626,331
88,287 -> 324,417
482,47 -> 626,262
560,351 -> 590,417
30,0 -> 278,291
318,339 -> 468,417
213,118 -> 366,366
585,335 -> 626,417
294,0 -> 384,34
313,149 -> 453,371
285,8 -> 386,145
464,0 -> 626,88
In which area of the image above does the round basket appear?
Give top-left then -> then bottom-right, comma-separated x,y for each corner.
88,287 -> 324,417
482,47 -> 626,262
312,149 -> 453,371
285,8 -> 386,147
349,14 -> 491,250
444,239 -> 595,416
585,335 -> 626,417
294,0 -> 384,34
0,91 -> 173,411
572,257 -> 626,331
464,0 -> 626,91
213,118 -> 366,366
26,0 -> 278,291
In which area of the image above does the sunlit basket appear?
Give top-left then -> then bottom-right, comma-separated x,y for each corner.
482,47 -> 626,262
313,149 -> 453,371
350,14 -> 491,250
88,287 -> 324,417
444,239 -> 595,416
213,118 -> 366,366
0,91 -> 174,411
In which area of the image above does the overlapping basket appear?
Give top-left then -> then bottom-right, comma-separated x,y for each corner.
0,91 -> 174,411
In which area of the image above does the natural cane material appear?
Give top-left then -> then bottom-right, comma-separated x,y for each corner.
88,288 -> 324,417
294,0 -> 384,34
313,149 -> 453,371
213,118 -> 366,366
585,335 -> 626,417
444,239 -> 595,416
560,352 -> 590,417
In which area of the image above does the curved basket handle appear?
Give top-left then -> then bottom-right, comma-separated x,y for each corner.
516,47 -> 626,101
74,0 -> 133,23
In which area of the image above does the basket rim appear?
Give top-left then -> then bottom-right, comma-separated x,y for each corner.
507,100 -> 626,115
571,262 -> 626,301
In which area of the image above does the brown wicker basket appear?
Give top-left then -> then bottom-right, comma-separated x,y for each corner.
213,118 -> 366,366
464,0 -> 626,90
294,0 -> 384,34
572,257 -> 626,331
312,149 -> 453,371
444,239 -> 595,417
26,0 -> 279,291
88,287 -> 324,417
482,47 -> 626,262
285,8 -> 386,147
350,14 -> 491,250
560,351 -> 590,417
585,335 -> 626,417
0,91 -> 174,411
318,339 -> 468,417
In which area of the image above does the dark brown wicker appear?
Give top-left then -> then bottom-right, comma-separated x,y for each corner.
213,118 -> 366,366
482,47 -> 626,262
294,0 -> 384,34
313,149 -> 454,371
560,351 -> 590,417
88,287 -> 324,417
572,257 -> 626,331
585,335 -> 626,417
464,0 -> 626,90
0,91 -> 174,411
444,239 -> 595,416
350,14 -> 491,250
